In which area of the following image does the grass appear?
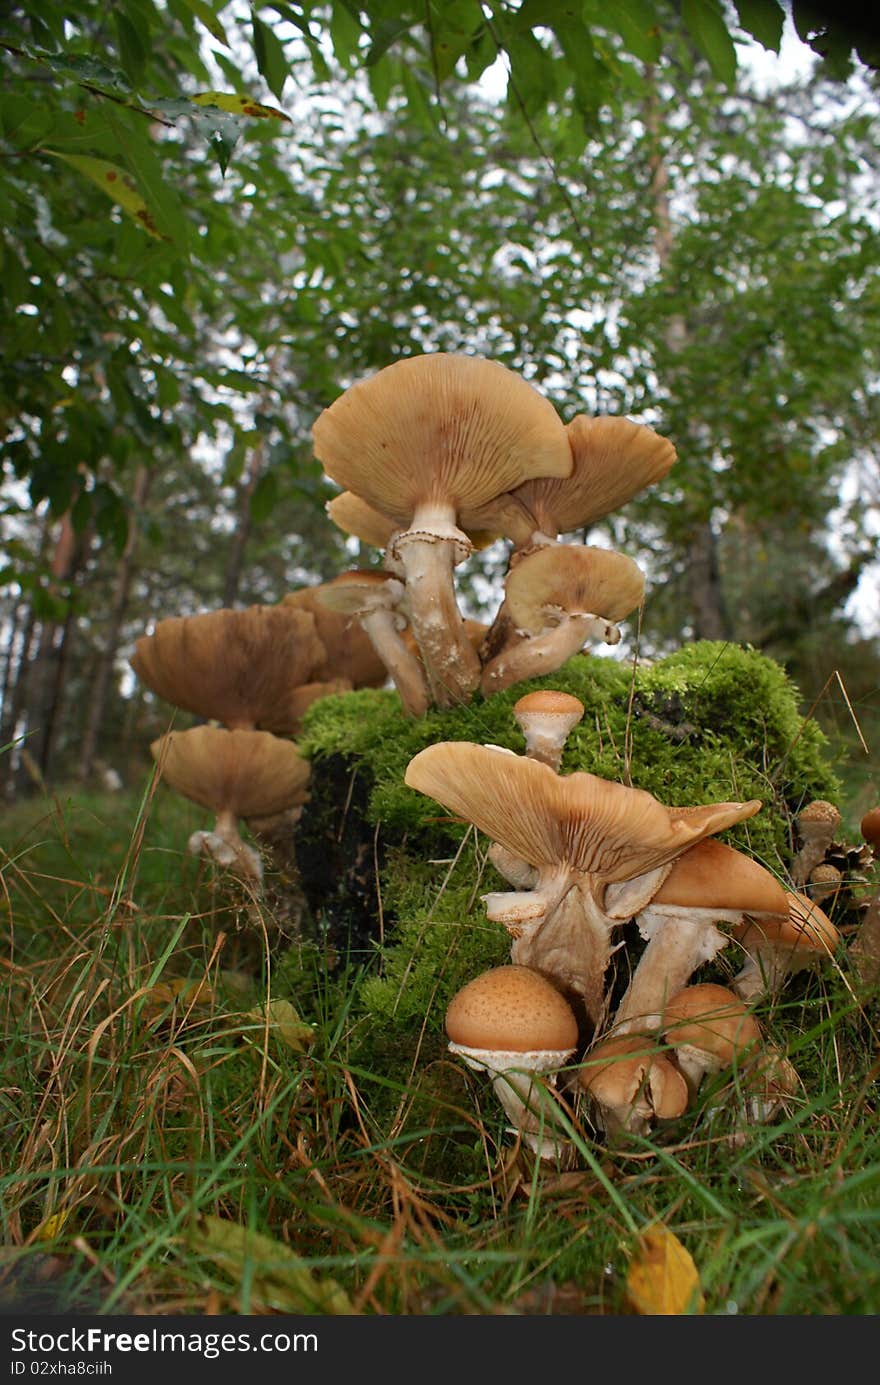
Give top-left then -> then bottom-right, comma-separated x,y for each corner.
0,777 -> 878,1317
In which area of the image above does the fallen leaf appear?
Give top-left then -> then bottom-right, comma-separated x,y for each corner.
625,1223 -> 705,1315
244,997 -> 315,1054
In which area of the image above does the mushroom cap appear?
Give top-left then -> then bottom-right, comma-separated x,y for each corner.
513,690 -> 586,723
405,740 -> 763,886
504,543 -> 645,634
131,605 -> 326,732
309,569 -> 405,618
445,965 -> 579,1054
733,890 -> 840,956
281,584 -> 389,689
511,414 -> 677,539
661,983 -> 761,1065
311,353 -> 572,527
579,1033 -> 689,1120
649,839 -> 789,916
325,491 -> 400,550
860,806 -> 880,849
795,799 -> 841,841
151,726 -> 311,820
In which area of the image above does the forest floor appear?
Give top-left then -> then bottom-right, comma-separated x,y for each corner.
0,778 -> 879,1317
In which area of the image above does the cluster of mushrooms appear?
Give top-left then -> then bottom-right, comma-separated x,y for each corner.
405,691 -> 852,1157
127,349 -> 877,1158
130,599 -> 387,882
311,352 -> 675,709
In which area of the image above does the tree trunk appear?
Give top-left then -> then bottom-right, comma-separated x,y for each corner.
77,465 -> 152,783
222,437 -> 266,608
21,509 -> 91,783
686,518 -> 731,640
645,72 -> 728,641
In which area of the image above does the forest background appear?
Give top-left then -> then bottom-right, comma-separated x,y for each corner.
1,0 -> 878,815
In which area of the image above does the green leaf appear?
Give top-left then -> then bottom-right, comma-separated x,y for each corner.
181,0 -> 230,45
114,9 -> 148,87
103,106 -> 191,250
604,0 -> 663,64
329,0 -> 363,67
0,95 -> 55,148
251,12 -> 289,101
249,469 -> 279,523
681,0 -> 738,84
366,14 -> 417,66
732,0 -> 784,52
44,150 -> 170,240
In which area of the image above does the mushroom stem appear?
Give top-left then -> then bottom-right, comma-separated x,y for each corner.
480,613 -> 620,696
392,508 -> 481,706
510,882 -> 616,1029
488,841 -> 538,890
359,606 -> 431,717
612,909 -> 731,1033
450,1044 -> 574,1160
189,810 -> 264,885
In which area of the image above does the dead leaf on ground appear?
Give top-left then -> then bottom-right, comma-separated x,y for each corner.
625,1223 -> 705,1315
244,997 -> 316,1054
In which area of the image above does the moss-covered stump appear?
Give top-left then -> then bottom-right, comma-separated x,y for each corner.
294,641 -> 840,1046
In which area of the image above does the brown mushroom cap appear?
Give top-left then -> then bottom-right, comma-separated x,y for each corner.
504,543 -> 645,634
796,799 -> 841,842
514,689 -> 586,722
131,605 -> 326,732
311,353 -> 572,527
860,806 -> 880,850
579,1033 -> 689,1121
151,726 -> 311,820
325,491 -> 400,550
661,984 -> 761,1066
649,839 -> 789,916
281,583 -> 389,689
405,741 -> 762,886
511,414 -> 677,540
445,965 -> 579,1054
734,889 -> 840,957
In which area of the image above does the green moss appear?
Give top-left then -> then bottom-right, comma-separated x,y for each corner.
298,640 -> 841,1064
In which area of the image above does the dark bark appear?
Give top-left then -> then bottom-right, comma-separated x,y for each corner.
77,465 -> 152,782
686,519 -> 731,641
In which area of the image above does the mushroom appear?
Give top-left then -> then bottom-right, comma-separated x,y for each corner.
131,605 -> 326,735
512,689 -> 585,771
806,862 -> 843,906
578,1032 -> 689,1139
445,964 -> 580,1159
280,582 -> 389,693
850,807 -> 880,988
790,799 -> 842,885
731,890 -> 841,1002
311,569 -> 430,717
660,983 -> 762,1099
151,726 -> 311,885
508,414 -> 677,548
611,838 -> 790,1033
405,740 -> 762,1026
312,353 -> 572,706
861,807 -> 880,854
480,544 -> 645,696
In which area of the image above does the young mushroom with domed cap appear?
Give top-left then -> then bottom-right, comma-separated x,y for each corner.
405,741 -> 762,1028
445,964 -> 579,1160
659,982 -> 762,1099
578,1032 -> 689,1139
610,838 -> 790,1034
480,545 -> 645,696
312,353 -> 573,707
151,726 -> 311,885
731,890 -> 840,1002
790,799 -> 842,886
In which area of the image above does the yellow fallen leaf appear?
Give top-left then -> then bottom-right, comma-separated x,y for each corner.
191,91 -> 291,121
625,1223 -> 705,1315
35,1210 -> 70,1241
142,977 -> 214,1023
45,151 -> 169,239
